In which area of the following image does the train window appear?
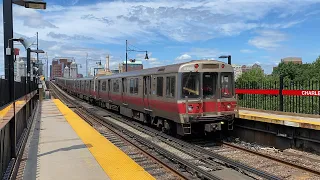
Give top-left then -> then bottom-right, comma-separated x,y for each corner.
129,78 -> 138,94
181,72 -> 200,98
221,73 -> 233,98
166,76 -> 175,98
122,78 -> 127,93
203,72 -> 217,98
157,77 -> 163,97
102,81 -> 107,91
113,79 -> 120,92
134,78 -> 138,94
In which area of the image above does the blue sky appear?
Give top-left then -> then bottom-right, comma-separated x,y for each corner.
1,0 -> 320,75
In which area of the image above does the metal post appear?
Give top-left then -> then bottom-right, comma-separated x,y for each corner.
27,48 -> 31,94
86,53 -> 88,77
46,52 -> 48,80
228,55 -> 231,65
126,40 -> 128,72
3,0 -> 14,101
279,75 -> 284,111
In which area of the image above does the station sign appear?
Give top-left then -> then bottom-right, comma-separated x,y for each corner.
236,89 -> 320,96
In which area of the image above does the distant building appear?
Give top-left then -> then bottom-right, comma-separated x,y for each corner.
241,63 -> 264,74
77,74 -> 83,78
232,64 -> 242,80
119,59 -> 143,73
15,57 -> 36,82
281,57 -> 302,64
50,57 -> 74,80
111,69 -> 120,74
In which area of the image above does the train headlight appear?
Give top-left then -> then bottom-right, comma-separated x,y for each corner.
226,104 -> 231,109
188,105 -> 193,112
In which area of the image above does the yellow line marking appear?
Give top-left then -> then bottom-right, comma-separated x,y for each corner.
0,104 -> 13,120
53,99 -> 155,180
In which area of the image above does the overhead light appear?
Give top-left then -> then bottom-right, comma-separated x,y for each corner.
31,49 -> 45,53
25,1 -> 46,9
12,0 -> 47,10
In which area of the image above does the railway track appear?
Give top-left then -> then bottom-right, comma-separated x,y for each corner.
50,82 -> 280,180
222,142 -> 320,177
50,84 -> 190,180
187,138 -> 320,179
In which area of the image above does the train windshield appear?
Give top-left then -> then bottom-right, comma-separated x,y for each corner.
203,72 -> 217,98
181,72 -> 200,98
221,72 -> 233,98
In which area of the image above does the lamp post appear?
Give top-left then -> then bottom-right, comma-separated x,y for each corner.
219,55 -> 232,65
3,0 -> 47,102
125,40 -> 149,72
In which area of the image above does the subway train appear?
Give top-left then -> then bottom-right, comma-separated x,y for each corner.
55,60 -> 238,136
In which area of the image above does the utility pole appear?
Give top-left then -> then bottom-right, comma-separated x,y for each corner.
46,52 -> 48,80
86,52 -> 88,77
36,32 -> 40,75
125,40 -> 128,72
125,40 -> 149,73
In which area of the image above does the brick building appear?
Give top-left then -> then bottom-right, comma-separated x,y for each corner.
50,58 -> 73,80
119,60 -> 143,72
281,57 -> 302,64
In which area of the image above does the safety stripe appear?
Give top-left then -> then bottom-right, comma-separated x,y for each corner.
53,99 -> 155,180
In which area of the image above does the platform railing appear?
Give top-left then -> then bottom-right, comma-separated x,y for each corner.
0,77 -> 38,179
236,76 -> 320,115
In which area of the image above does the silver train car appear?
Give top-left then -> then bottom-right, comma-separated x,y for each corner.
55,60 -> 238,136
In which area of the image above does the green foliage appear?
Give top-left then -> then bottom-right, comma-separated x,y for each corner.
236,56 -> 320,115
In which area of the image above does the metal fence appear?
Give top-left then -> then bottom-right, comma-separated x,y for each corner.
236,76 -> 320,115
0,77 -> 38,179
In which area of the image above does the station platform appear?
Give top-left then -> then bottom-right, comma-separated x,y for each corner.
17,99 -> 154,180
238,109 -> 320,130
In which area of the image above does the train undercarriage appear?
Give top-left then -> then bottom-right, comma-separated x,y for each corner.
58,88 -> 235,137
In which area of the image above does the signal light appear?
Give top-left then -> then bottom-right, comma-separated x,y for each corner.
221,64 -> 225,68
194,64 -> 199,69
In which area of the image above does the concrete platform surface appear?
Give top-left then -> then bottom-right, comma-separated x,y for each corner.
239,109 -> 320,130
21,100 -> 110,180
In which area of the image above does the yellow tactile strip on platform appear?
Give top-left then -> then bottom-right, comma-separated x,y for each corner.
53,99 -> 155,180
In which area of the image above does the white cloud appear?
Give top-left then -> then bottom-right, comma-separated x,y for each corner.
175,54 -> 192,61
248,30 -> 287,50
240,49 -> 255,53
186,48 -> 224,59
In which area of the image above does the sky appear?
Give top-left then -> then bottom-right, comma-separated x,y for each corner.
1,0 -> 320,76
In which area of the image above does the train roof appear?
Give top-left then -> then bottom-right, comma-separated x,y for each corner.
97,60 -> 231,80
57,60 -> 232,81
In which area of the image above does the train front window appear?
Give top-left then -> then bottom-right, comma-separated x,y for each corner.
181,72 -> 200,98
203,72 -> 217,98
221,73 -> 233,98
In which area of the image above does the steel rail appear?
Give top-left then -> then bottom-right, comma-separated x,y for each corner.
223,142 -> 320,176
51,82 -> 280,180
50,82 -> 221,180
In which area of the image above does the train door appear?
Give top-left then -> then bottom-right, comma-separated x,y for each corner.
97,80 -> 101,99
203,72 -> 218,113
107,79 -> 111,101
122,78 -> 127,105
143,76 -> 151,110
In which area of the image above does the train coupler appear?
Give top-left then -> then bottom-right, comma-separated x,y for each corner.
204,123 -> 222,133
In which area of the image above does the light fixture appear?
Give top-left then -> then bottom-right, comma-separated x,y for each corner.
13,0 -> 47,9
